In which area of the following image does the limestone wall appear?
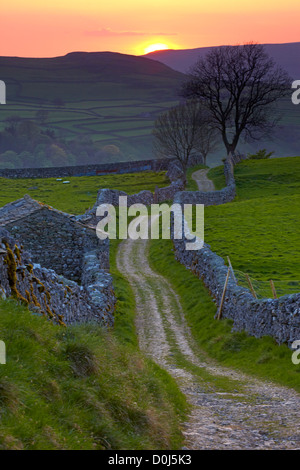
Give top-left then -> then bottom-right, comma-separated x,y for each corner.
76,174 -> 185,226
174,158 -> 236,206
4,207 -> 109,282
0,155 -> 204,180
173,237 -> 300,346
171,157 -> 300,346
0,157 -> 174,179
0,228 -> 115,326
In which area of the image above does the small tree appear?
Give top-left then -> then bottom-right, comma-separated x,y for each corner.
181,43 -> 291,157
193,121 -> 219,166
247,149 -> 274,160
153,100 -> 216,180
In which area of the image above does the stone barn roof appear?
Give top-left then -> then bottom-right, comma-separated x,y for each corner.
0,195 -> 86,228
0,195 -> 104,283
0,195 -> 43,226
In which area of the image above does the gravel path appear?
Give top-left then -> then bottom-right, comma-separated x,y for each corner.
117,235 -> 300,449
192,169 -> 215,191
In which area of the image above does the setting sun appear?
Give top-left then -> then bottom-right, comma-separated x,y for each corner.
144,43 -> 169,54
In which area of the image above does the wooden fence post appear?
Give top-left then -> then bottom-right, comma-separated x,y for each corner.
216,267 -> 231,320
245,274 -> 257,299
227,256 -> 237,284
270,280 -> 278,299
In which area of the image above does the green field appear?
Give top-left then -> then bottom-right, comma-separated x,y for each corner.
0,170 -> 186,450
149,238 -> 300,393
206,157 -> 300,297
0,170 -> 168,214
0,288 -> 186,450
0,53 -> 184,162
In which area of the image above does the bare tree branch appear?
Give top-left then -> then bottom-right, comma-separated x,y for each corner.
153,101 -> 218,178
181,43 -> 292,156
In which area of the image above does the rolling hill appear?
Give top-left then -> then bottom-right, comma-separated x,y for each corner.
0,52 -> 185,165
0,46 -> 300,168
144,42 -> 300,77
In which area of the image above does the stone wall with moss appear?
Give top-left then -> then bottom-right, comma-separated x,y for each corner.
77,170 -> 185,227
5,208 -> 109,282
173,237 -> 300,346
0,228 -> 115,327
171,158 -> 300,346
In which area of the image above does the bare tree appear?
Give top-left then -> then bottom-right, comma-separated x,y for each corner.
194,121 -> 219,166
181,43 -> 291,157
153,100 -> 216,180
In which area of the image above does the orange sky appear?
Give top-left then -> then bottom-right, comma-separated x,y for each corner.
1,0 -> 300,57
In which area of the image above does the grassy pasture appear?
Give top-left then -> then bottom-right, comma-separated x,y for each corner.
149,238 -> 300,393
0,170 -> 168,215
0,293 -> 186,450
0,169 -> 186,450
206,157 -> 300,296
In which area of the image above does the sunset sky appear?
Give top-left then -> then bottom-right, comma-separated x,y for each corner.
1,0 -> 300,57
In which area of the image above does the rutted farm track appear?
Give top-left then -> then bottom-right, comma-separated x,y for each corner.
117,237 -> 300,449
192,169 -> 215,191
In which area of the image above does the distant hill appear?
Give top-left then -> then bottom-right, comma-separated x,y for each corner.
0,48 -> 299,169
0,52 -> 185,168
0,51 -> 185,94
144,42 -> 300,78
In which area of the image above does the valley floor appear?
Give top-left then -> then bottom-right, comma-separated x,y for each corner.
117,236 -> 300,449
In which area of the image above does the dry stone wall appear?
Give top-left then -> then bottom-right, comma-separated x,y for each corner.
77,174 -> 185,226
0,228 -> 115,326
4,208 -> 108,282
173,238 -> 300,346
0,155 -> 205,180
172,157 -> 300,346
0,157 -> 175,179
174,159 -> 236,206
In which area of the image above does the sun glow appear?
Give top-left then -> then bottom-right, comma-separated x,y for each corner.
143,43 -> 169,54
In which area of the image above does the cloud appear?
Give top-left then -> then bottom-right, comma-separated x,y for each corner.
85,28 -> 176,37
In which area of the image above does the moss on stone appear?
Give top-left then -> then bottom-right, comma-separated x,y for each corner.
4,242 -> 28,305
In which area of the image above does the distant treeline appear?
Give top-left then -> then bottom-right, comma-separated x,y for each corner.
0,114 -> 125,168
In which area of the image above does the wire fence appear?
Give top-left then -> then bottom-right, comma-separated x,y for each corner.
233,269 -> 300,299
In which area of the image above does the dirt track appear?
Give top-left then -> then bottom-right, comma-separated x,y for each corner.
117,236 -> 300,449
192,169 -> 215,191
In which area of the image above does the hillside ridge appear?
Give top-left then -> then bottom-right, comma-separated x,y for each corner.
144,42 -> 300,77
